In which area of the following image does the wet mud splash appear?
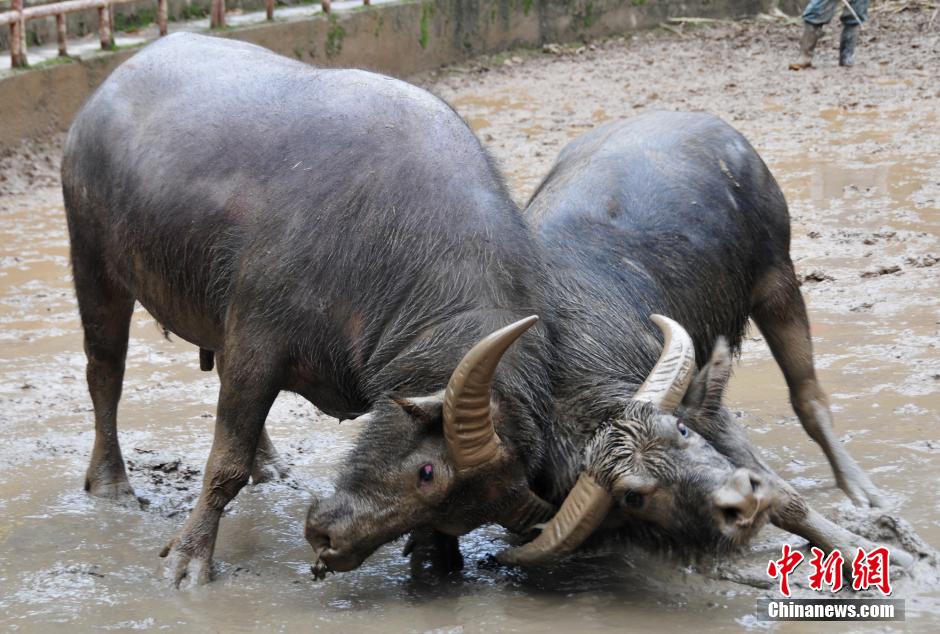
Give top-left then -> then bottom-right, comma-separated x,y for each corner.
1,10 -> 939,632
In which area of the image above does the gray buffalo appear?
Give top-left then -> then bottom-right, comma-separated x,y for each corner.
502,114 -> 892,565
64,33 -> 557,585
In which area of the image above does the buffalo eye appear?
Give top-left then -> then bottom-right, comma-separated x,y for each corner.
677,420 -> 689,438
418,463 -> 434,484
622,490 -> 644,509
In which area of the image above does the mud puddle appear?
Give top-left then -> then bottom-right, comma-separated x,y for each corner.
2,9 -> 939,633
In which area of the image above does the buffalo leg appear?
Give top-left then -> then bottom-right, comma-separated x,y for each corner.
212,349 -> 289,484
403,527 -> 464,579
160,343 -> 281,586
73,249 -> 136,499
770,489 -> 913,571
752,264 -> 884,507
251,430 -> 290,484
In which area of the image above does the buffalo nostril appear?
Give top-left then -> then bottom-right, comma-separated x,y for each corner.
749,476 -> 761,493
721,506 -> 741,525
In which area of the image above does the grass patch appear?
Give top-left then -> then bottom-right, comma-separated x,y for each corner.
113,41 -> 147,51
30,55 -> 74,70
113,8 -> 156,32
326,13 -> 346,57
583,1 -> 595,28
419,3 -> 433,49
179,4 -> 209,21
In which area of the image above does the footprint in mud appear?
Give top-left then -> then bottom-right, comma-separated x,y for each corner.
860,265 -> 903,278
125,449 -> 201,518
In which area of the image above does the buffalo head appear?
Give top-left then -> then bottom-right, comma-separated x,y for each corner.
500,315 -> 775,565
306,316 -> 554,573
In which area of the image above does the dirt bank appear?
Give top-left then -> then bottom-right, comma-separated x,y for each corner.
1,7 -> 938,631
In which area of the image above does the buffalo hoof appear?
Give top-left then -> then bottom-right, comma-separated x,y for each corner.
160,539 -> 213,588
837,470 -> 886,509
251,458 -> 290,484
84,475 -> 136,501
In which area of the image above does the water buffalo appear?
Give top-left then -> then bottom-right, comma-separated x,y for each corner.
64,31 -> 882,584
500,113 -> 887,564
63,33 -> 558,586
504,318 -> 913,569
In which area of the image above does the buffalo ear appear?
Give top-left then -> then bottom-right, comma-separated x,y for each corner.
682,337 -> 732,414
389,393 -> 444,425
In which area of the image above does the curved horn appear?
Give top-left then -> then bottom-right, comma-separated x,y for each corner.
633,314 -> 696,412
443,315 -> 539,471
497,474 -> 613,566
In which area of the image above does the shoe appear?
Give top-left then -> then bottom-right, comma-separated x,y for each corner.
839,25 -> 859,67
789,23 -> 823,70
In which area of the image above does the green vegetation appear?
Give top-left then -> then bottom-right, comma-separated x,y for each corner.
631,0 -> 647,6
583,1 -> 595,28
523,0 -> 534,16
113,41 -> 146,51
180,4 -> 208,21
373,15 -> 384,38
326,13 -> 346,57
293,45 -> 305,59
419,3 -> 433,49
113,8 -> 156,32
30,55 -> 74,70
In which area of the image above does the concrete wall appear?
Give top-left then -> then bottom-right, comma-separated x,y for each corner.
0,0 -> 769,151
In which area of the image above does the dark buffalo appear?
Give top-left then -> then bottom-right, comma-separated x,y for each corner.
500,113 -> 886,564
63,33 -> 558,585
507,319 -> 911,568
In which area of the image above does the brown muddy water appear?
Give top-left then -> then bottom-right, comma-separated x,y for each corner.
1,10 -> 939,633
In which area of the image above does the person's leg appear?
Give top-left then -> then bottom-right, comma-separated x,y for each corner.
839,0 -> 869,66
841,0 -> 869,25
791,0 -> 839,69
803,0 -> 840,25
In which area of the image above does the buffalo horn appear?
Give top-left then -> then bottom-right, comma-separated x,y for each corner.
443,315 -> 538,471
632,314 -> 697,412
496,474 -> 613,565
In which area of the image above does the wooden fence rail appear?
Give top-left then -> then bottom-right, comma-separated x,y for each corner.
2,0 -> 368,68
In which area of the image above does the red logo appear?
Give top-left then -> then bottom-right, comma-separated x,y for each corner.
808,546 -> 844,592
766,545 -> 892,596
766,543 -> 804,597
851,547 -> 892,596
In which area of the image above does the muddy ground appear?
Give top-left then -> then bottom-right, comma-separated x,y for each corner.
1,6 -> 938,632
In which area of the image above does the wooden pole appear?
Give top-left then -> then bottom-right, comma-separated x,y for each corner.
97,4 -> 112,49
10,0 -> 27,68
266,0 -> 273,21
56,13 -> 67,56
210,0 -> 225,29
321,1 -> 330,14
158,0 -> 167,35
